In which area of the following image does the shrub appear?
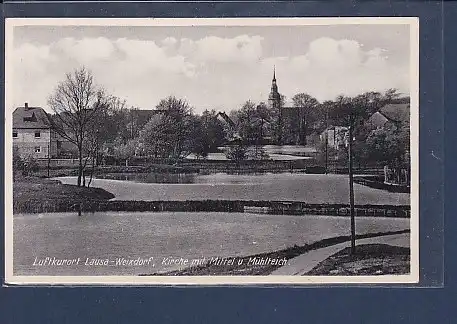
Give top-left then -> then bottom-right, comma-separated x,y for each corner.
22,155 -> 39,176
12,148 -> 24,179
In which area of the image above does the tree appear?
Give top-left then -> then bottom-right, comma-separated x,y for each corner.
200,110 -> 225,152
366,122 -> 410,174
384,88 -> 402,103
225,141 -> 248,165
255,102 -> 271,141
137,96 -> 194,159
326,89 -> 405,170
186,115 -> 208,159
269,94 -> 288,144
126,107 -> 157,141
47,67 -> 108,187
20,155 -> 39,177
83,96 -> 130,185
99,97 -> 131,147
235,101 -> 264,145
292,93 -> 320,145
138,114 -> 171,158
112,136 -> 138,166
13,147 -> 25,180
158,96 -> 193,158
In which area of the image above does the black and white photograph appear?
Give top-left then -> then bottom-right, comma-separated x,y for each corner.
4,18 -> 418,285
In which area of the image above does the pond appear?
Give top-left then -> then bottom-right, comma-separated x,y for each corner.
13,211 -> 410,276
186,152 -> 311,161
56,173 -> 410,205
186,145 -> 317,161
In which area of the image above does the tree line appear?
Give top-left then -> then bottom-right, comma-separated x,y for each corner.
43,67 -> 410,187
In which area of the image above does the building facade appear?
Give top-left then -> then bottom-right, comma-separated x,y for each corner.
12,103 -> 58,159
319,126 -> 349,150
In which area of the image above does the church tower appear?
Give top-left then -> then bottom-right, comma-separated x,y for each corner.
268,66 -> 283,144
268,66 -> 281,110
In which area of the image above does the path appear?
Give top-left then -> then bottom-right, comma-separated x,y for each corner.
270,233 -> 410,276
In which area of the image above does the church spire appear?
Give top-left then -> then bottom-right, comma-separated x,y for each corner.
270,65 -> 278,93
268,65 -> 280,109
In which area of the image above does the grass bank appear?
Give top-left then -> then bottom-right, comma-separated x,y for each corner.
13,197 -> 411,216
13,177 -> 115,214
354,175 -> 410,194
142,229 -> 410,276
30,164 -> 200,178
306,244 -> 410,275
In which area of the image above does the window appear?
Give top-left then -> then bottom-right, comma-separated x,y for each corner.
12,131 -> 17,138
34,146 -> 41,153
34,131 -> 41,138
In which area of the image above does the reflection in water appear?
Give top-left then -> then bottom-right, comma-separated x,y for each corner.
99,172 -> 198,184
97,172 -> 276,184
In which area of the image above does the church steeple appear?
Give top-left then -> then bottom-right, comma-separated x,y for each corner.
269,66 -> 280,107
268,65 -> 283,144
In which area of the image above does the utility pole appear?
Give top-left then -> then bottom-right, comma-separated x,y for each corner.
131,111 -> 134,139
47,132 -> 51,178
348,115 -> 356,254
278,107 -> 283,145
325,106 -> 329,174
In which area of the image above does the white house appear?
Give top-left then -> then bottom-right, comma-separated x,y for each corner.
320,126 -> 349,150
12,103 -> 58,159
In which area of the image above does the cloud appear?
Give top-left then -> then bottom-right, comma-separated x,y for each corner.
12,34 -> 409,113
14,43 -> 56,74
193,35 -> 264,63
161,37 -> 177,47
52,37 -> 115,64
258,37 -> 407,103
114,38 -> 195,76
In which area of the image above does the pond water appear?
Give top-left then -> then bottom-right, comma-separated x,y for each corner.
13,211 -> 409,276
56,173 -> 410,205
186,145 -> 317,161
263,145 -> 318,155
186,152 -> 311,161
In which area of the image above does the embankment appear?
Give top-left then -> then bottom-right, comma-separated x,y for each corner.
32,158 -> 319,177
354,175 -> 410,193
13,178 -> 115,214
14,198 -> 410,217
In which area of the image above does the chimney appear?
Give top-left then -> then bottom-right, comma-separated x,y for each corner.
25,102 -> 29,109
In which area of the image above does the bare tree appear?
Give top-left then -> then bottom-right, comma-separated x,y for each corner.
47,67 -> 108,187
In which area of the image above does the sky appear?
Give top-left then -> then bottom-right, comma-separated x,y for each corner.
11,23 -> 412,114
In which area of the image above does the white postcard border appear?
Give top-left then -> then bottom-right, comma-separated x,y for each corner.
4,17 -> 419,285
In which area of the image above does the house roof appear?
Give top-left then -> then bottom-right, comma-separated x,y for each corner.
367,111 -> 390,128
379,103 -> 410,123
13,105 -> 51,129
366,103 -> 410,129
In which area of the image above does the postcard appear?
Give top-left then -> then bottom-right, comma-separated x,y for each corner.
4,17 -> 419,285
